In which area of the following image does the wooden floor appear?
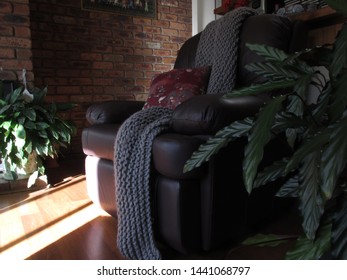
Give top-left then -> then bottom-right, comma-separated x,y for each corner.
0,155 -> 301,260
0,175 -> 124,259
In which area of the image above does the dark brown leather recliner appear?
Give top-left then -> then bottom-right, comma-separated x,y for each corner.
82,14 -> 307,255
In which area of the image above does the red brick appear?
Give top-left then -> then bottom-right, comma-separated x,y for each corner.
80,53 -> 103,61
14,26 -> 31,37
170,22 -> 187,31
0,26 -> 14,36
154,64 -> 172,72
0,37 -> 31,48
13,3 -> 30,16
0,59 -> 32,70
0,2 -> 13,14
93,61 -> 113,70
92,94 -> 115,102
160,13 -> 178,21
144,26 -> 161,34
161,28 -> 179,36
16,48 -> 32,59
56,86 -> 82,95
0,48 -> 15,59
154,49 -> 172,56
125,70 -> 144,78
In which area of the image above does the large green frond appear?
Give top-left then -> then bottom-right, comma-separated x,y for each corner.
298,151 -> 325,240
245,43 -> 290,62
243,95 -> 286,193
328,70 -> 347,122
330,24 -> 347,79
331,193 -> 347,259
285,216 -> 331,260
276,175 -> 300,198
253,158 -> 289,189
242,233 -> 295,247
320,114 -> 347,199
285,129 -> 331,174
272,112 -> 307,134
184,118 -> 253,173
224,79 -> 296,98
245,62 -> 302,81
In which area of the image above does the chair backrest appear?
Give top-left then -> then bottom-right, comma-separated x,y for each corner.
174,14 -> 307,88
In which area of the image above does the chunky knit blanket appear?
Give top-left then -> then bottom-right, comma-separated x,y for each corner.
114,7 -> 257,260
114,107 -> 173,260
196,7 -> 258,94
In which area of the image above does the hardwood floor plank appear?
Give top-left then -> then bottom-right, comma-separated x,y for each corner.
0,172 -> 124,260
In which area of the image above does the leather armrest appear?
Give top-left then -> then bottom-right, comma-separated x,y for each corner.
86,100 -> 145,125
171,94 -> 267,135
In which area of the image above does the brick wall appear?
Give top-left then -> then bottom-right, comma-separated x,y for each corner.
29,0 -> 192,154
0,0 -> 34,84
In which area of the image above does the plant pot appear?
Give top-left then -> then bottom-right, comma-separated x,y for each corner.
1,152 -> 38,181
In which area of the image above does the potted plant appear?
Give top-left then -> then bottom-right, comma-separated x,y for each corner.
185,0 -> 347,259
0,79 -> 76,182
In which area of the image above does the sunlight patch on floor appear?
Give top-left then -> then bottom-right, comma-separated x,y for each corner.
0,175 -> 107,260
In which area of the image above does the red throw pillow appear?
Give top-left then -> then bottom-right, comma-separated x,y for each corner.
143,66 -> 211,110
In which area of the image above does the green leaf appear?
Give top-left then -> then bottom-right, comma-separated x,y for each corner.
294,74 -> 314,109
285,79 -> 310,120
242,233 -> 295,247
243,95 -> 286,193
285,129 -> 331,174
328,70 -> 347,122
13,124 -> 26,139
35,122 -> 50,130
224,80 -> 296,99
8,86 -> 23,104
245,62 -> 302,81
298,151 -> 325,240
253,158 -> 289,189
245,43 -> 290,62
25,141 -> 33,154
331,194 -> 347,260
276,175 -> 300,198
285,216 -> 331,260
285,128 -> 298,148
320,114 -> 347,199
312,81 -> 331,119
23,108 -> 36,121
51,130 -> 59,140
38,130 -> 48,138
330,24 -> 347,79
31,86 -> 47,104
184,118 -> 253,173
272,112 -> 307,134
0,104 -> 11,115
24,120 -> 36,130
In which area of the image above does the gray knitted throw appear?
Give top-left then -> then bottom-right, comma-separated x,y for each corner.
195,7 -> 258,94
114,107 -> 173,260
114,7 -> 257,260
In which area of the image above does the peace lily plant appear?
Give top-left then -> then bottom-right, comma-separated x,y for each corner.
0,77 -> 76,182
185,0 -> 347,259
